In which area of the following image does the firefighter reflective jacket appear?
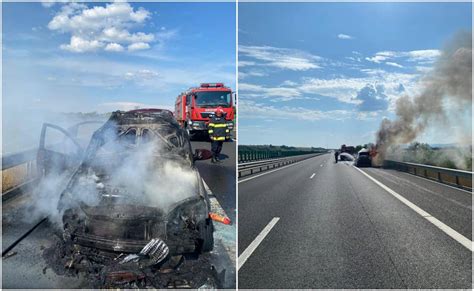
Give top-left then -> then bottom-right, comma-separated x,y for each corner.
208,115 -> 230,141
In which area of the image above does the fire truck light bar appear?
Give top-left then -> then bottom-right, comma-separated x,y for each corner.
200,83 -> 224,88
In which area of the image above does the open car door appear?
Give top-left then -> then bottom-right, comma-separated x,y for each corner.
37,123 -> 84,178
66,121 -> 104,148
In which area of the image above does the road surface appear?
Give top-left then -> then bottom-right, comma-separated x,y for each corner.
193,139 -> 236,223
238,153 -> 472,289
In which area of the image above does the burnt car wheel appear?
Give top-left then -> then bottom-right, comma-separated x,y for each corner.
198,218 -> 214,253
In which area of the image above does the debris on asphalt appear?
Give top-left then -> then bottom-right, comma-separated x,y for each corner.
43,235 -> 223,288
3,251 -> 17,259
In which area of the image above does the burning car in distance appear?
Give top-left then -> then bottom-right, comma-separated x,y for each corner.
38,109 -> 219,287
355,148 -> 372,167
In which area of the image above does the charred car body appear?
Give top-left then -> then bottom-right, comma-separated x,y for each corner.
355,148 -> 372,167
38,109 -> 216,287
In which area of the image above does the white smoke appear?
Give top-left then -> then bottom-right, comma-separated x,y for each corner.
27,123 -> 198,227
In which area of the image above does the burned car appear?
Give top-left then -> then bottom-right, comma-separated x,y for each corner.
59,109 -> 213,254
38,109 -> 217,287
355,148 -> 372,167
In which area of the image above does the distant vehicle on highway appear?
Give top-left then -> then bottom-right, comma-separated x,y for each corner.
174,83 -> 235,138
340,144 -> 356,155
355,148 -> 372,167
339,152 -> 354,161
37,109 -> 215,273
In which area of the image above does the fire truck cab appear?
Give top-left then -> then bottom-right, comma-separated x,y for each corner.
174,83 -> 234,138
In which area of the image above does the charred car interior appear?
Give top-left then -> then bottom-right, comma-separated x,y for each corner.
38,109 -> 222,288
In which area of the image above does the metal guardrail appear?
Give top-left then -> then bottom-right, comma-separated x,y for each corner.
2,149 -> 39,201
238,150 -> 327,163
238,149 -> 323,164
384,160 -> 472,190
2,148 -> 37,170
238,153 -> 325,178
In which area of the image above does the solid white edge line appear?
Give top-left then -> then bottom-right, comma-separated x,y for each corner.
202,178 -> 228,217
201,177 -> 237,278
353,166 -> 473,252
310,173 -> 316,179
238,217 -> 280,271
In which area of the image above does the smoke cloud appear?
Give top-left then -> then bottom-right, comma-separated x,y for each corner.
28,121 -> 198,228
374,31 -> 472,166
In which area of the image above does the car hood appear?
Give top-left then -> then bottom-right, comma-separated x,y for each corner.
81,204 -> 164,221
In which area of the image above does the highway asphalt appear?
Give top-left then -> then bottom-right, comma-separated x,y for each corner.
193,139 -> 236,222
238,153 -> 472,289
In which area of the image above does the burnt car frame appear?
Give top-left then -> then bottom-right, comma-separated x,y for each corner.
355,148 -> 372,167
37,109 -> 214,259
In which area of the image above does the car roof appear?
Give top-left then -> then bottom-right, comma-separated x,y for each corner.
126,108 -> 173,114
110,109 -> 177,126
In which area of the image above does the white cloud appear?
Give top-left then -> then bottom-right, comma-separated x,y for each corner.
281,80 -> 297,86
337,33 -> 354,40
41,0 -> 69,8
239,100 -> 352,121
385,62 -> 403,68
239,45 -> 322,71
104,42 -> 124,52
239,83 -> 301,101
124,69 -> 159,80
365,55 -> 389,63
102,27 -> 154,44
128,42 -> 150,51
356,111 -> 379,121
299,78 -> 364,104
366,49 -> 441,64
271,68 -> 420,107
346,56 -> 362,62
356,84 -> 389,112
240,67 -> 421,106
238,61 -> 256,67
415,66 -> 433,73
48,2 -> 155,53
406,49 -> 442,62
34,55 -> 235,93
60,36 -> 103,52
238,70 -> 267,79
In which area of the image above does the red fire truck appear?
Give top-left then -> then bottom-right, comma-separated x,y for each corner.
174,83 -> 234,138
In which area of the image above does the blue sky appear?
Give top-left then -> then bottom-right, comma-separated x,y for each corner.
238,2 -> 472,148
3,1 -> 236,114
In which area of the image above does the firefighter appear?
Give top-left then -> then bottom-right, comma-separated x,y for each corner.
335,150 -> 339,163
207,107 -> 230,163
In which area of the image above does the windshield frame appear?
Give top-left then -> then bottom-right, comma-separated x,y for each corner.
193,91 -> 232,108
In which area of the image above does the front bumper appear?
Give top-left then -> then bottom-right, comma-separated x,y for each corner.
188,121 -> 234,131
188,121 -> 207,131
73,233 -> 198,254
